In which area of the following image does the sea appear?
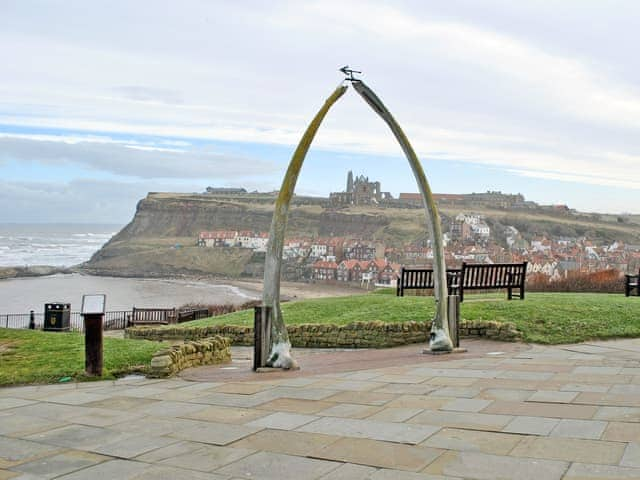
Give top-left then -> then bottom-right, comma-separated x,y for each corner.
0,224 -> 259,313
0,223 -> 118,268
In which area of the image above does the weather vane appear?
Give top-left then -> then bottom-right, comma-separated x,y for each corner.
339,65 -> 362,82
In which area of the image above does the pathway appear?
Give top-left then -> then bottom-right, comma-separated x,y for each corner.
2,338 -> 640,479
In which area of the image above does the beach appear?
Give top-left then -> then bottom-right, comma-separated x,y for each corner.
0,273 -> 365,314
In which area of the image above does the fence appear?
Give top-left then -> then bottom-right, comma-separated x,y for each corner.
0,310 -> 132,332
177,308 -> 210,323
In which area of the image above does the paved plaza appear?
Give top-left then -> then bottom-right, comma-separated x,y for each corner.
3,338 -> 640,479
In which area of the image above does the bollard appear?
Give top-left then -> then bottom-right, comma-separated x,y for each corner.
81,295 -> 106,377
253,305 -> 272,371
84,313 -> 103,376
29,310 -> 35,330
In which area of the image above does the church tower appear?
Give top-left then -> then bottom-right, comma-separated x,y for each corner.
346,170 -> 354,193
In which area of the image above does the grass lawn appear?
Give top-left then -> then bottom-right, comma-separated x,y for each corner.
180,292 -> 640,345
0,329 -> 165,386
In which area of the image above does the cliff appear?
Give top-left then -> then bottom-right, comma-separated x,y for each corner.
82,192 -> 640,278
82,193 -> 393,277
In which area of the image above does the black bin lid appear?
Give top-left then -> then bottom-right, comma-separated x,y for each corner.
45,303 -> 71,309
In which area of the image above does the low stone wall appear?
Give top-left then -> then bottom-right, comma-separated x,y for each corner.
459,320 -> 522,342
148,335 -> 231,377
129,319 -> 521,348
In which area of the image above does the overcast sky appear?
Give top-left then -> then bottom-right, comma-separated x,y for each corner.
2,0 -> 640,223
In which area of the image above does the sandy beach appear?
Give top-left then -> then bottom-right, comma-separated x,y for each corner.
0,272 -> 369,314
218,278 -> 368,301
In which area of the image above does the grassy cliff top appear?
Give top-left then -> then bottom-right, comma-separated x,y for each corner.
176,291 -> 640,344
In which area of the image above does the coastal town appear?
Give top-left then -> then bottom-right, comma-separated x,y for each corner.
198,172 -> 640,285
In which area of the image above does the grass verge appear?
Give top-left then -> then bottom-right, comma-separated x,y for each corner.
177,292 -> 640,344
0,329 -> 164,386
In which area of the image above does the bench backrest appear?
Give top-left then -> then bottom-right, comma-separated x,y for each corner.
400,268 -> 435,289
399,263 -> 527,289
132,307 -> 176,324
399,268 -> 462,289
461,262 -> 527,289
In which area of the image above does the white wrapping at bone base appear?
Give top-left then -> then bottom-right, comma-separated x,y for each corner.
266,341 -> 299,370
429,325 -> 452,351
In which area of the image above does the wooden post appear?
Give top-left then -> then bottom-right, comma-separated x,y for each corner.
253,306 -> 272,371
447,295 -> 460,348
84,313 -> 103,376
29,310 -> 35,330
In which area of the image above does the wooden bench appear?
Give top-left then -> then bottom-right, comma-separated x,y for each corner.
458,262 -> 527,302
396,262 -> 527,302
177,308 -> 209,323
626,269 -> 640,297
131,307 -> 176,326
396,267 -> 462,297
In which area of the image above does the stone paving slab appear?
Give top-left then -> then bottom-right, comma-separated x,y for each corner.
215,451 -> 341,479
603,422 -> 640,442
90,434 -> 180,459
423,450 -> 569,479
324,391 -> 396,406
594,406 -> 640,423
55,459 -> 150,479
502,415 -> 559,436
621,443 -> 640,468
8,450 -> 108,479
482,399 -> 598,419
246,412 -> 318,430
23,425 -> 134,452
0,414 -> 65,437
0,399 -> 37,410
311,437 -> 443,472
317,403 -> 384,419
366,407 -> 422,422
129,465 -> 229,479
297,417 -> 440,444
549,419 -> 608,440
408,409 -> 513,431
183,405 -> 270,424
316,463 -> 378,479
231,429 -> 341,457
510,436 -> 626,464
156,443 -> 254,472
420,427 -> 525,455
166,419 -> 262,445
563,462 -> 640,479
0,436 -> 61,469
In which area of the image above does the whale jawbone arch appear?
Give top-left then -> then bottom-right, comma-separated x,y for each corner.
261,80 -> 452,370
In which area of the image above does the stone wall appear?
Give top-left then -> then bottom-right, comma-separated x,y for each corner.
129,319 -> 521,348
458,320 -> 522,342
148,335 -> 231,377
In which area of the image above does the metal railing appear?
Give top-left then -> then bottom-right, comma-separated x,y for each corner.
0,311 -> 133,332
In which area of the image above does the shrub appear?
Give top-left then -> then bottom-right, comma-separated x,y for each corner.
528,269 -> 624,294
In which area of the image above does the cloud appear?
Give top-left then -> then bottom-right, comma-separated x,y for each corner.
1,1 -> 640,212
0,178 -> 207,223
0,135 -> 276,179
110,85 -> 184,105
0,179 -> 143,223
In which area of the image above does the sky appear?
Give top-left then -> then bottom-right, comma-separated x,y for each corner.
1,0 -> 640,223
